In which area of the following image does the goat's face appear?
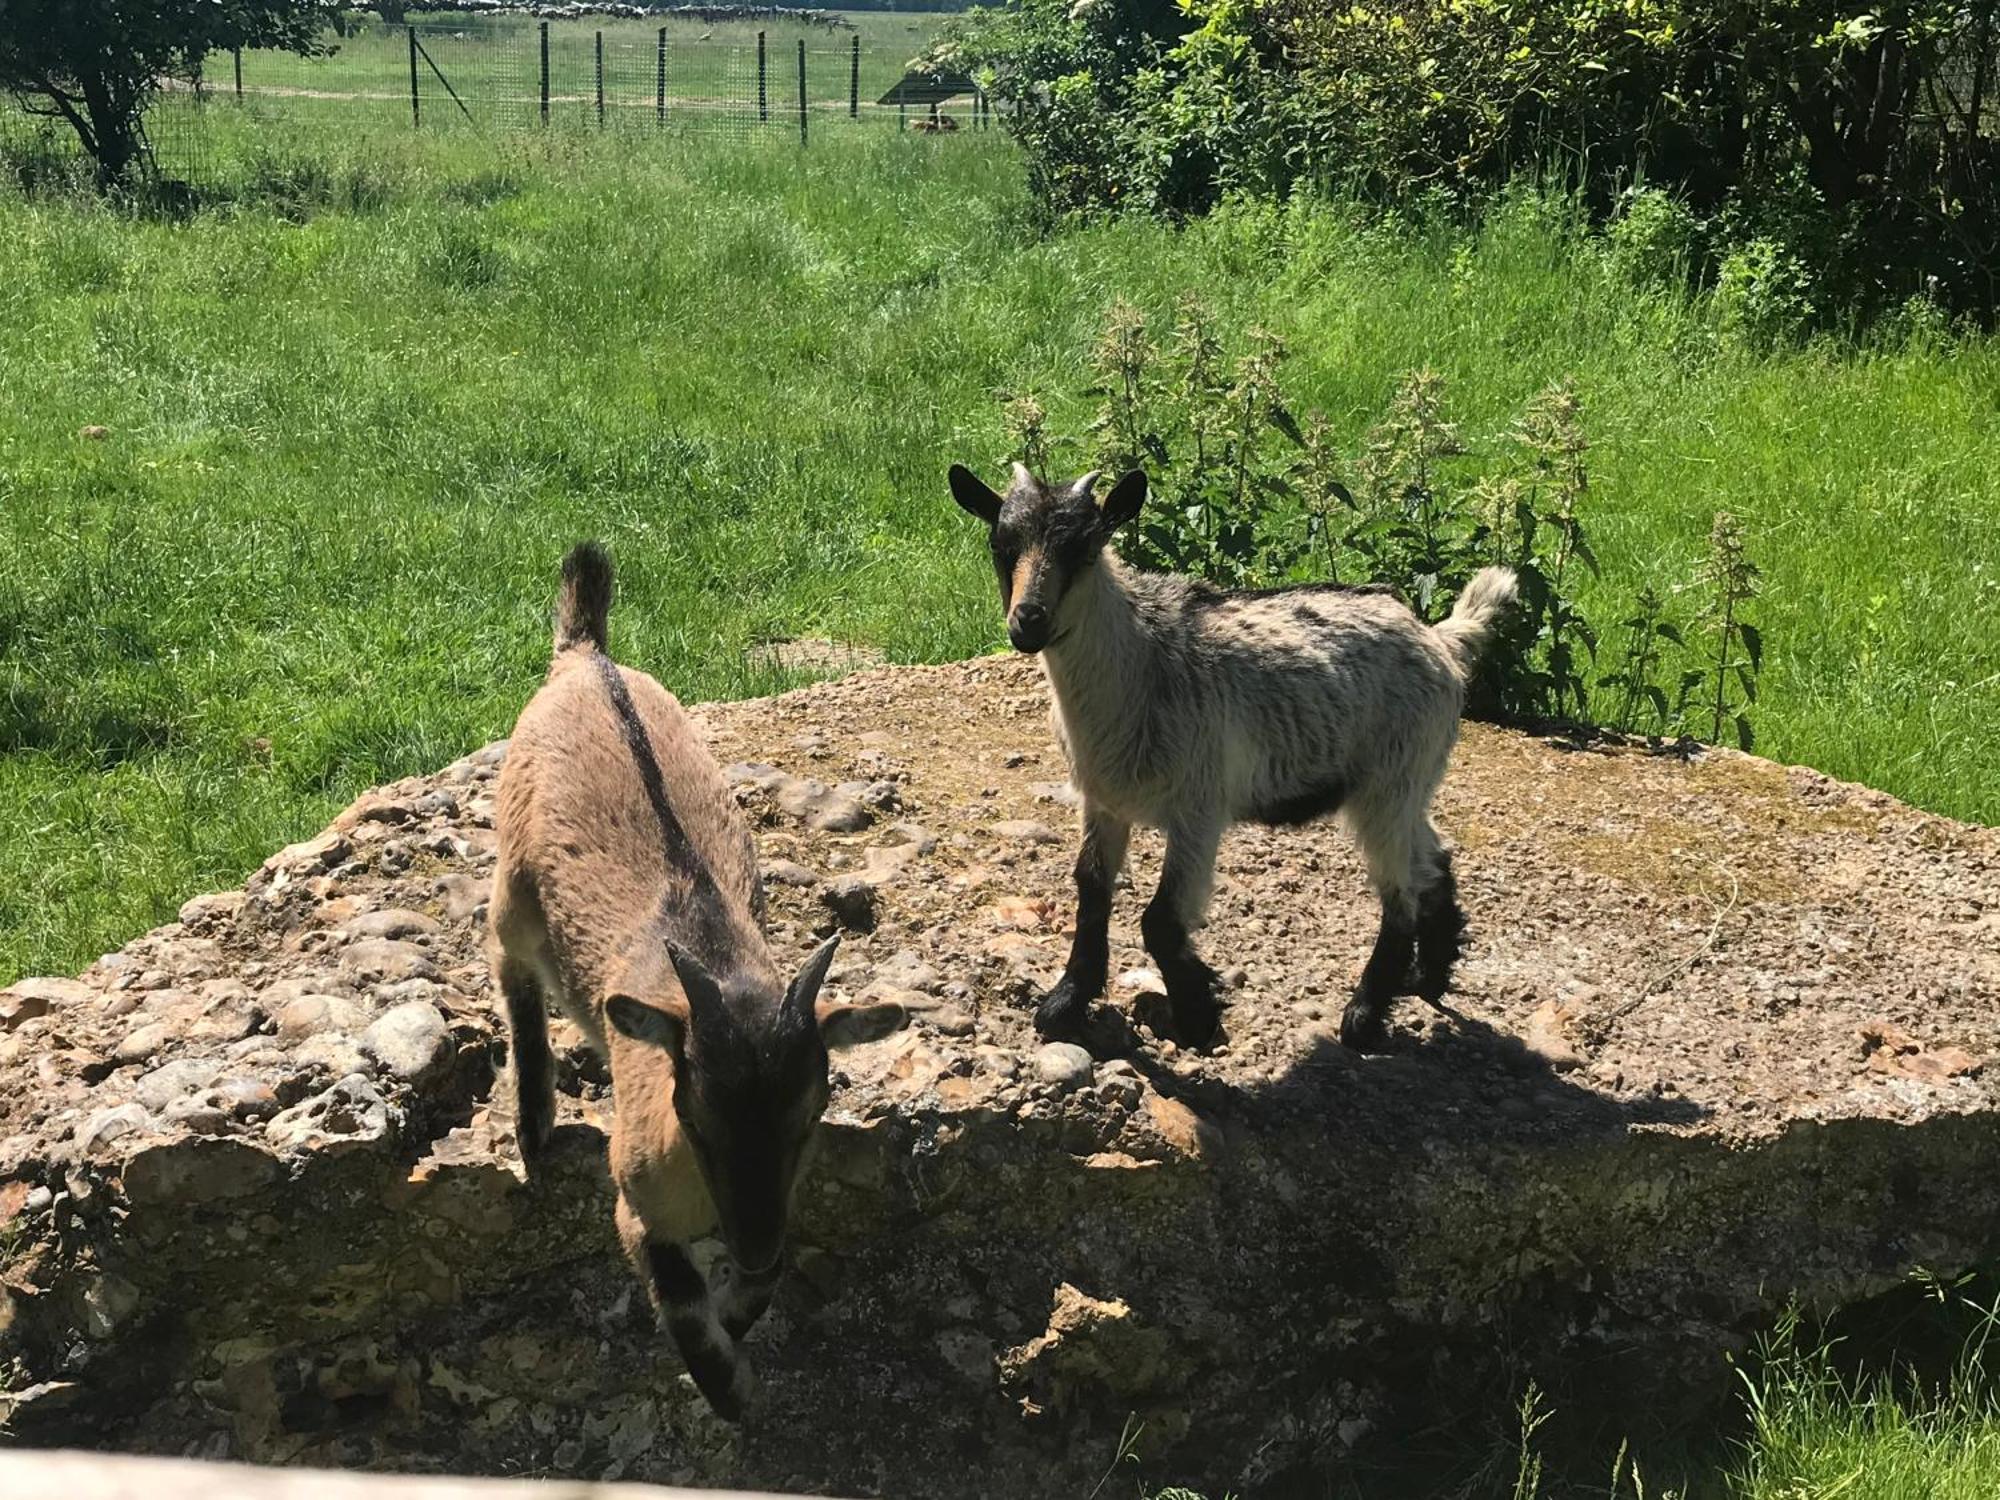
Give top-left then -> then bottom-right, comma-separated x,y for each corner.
607,937 -> 904,1276
948,463 -> 1148,654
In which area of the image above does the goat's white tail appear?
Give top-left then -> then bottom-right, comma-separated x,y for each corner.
1434,567 -> 1519,679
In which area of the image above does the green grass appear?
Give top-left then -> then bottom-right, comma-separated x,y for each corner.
197,9 -> 949,142
1115,1301 -> 2000,1498
0,113 -> 1995,986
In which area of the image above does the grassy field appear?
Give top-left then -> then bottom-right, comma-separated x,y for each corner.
1,112 -> 1996,989
183,8 -> 952,143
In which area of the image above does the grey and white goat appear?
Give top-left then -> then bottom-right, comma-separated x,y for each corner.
490,542 -> 905,1421
948,462 -> 1517,1052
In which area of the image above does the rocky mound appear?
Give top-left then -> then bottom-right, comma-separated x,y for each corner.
2,656 -> 1996,1496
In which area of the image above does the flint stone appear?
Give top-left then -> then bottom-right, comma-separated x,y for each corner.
295,1034 -> 370,1078
345,909 -> 441,943
122,1137 -> 280,1204
819,877 -> 878,934
432,874 -> 488,923
276,994 -> 371,1041
341,939 -> 439,987
3,978 -> 94,1030
993,820 -> 1061,846
1033,1043 -> 1094,1091
113,1023 -> 172,1067
80,1102 -> 155,1155
135,1058 -> 224,1113
175,892 -> 245,930
266,1074 -> 394,1155
762,860 -> 820,889
362,1002 -> 451,1083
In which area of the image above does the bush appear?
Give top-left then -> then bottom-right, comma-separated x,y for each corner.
1715,236 -> 1820,350
945,0 -> 2000,321
1604,188 -> 1705,295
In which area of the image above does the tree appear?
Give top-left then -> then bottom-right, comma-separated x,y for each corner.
0,0 -> 335,188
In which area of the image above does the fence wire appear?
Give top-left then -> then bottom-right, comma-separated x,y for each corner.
0,16 -> 992,186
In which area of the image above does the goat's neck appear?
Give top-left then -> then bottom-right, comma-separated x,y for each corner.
1039,554 -> 1153,743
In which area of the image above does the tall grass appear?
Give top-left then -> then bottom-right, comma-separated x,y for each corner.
1727,1300 -> 2000,1500
0,119 -> 1995,981
1116,1296 -> 2000,1497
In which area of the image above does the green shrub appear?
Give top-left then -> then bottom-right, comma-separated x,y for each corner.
1603,188 -> 1705,295
1715,237 -> 1820,351
946,0 -> 2000,321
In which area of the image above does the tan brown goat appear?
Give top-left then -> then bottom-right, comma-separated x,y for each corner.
489,542 -> 904,1421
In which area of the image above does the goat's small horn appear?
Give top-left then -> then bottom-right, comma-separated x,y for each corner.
1010,461 -> 1036,490
1074,470 -> 1102,497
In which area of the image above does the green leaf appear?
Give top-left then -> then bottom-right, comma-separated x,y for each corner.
1738,622 -> 1762,669
1735,714 -> 1755,752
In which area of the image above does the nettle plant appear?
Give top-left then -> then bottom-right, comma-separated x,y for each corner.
1695,510 -> 1764,749
1077,295 -> 1309,587
1002,297 -> 1769,745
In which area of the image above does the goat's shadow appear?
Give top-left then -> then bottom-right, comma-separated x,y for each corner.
1067,988 -> 1705,1150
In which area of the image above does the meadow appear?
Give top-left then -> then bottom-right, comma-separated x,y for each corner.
177,9 -> 953,145
1,108 -> 1995,989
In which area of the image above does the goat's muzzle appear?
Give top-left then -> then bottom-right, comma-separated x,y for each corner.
1007,601 -> 1051,654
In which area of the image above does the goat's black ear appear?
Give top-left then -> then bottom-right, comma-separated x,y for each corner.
948,464 -> 1002,526
1099,470 -> 1148,530
607,995 -> 688,1057
818,999 -> 907,1051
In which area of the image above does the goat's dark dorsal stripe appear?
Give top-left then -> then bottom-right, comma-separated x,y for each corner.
590,654 -> 731,953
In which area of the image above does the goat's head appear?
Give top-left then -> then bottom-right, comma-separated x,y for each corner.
947,463 -> 1147,654
606,935 -> 903,1276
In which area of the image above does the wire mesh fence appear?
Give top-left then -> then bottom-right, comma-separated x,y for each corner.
0,15 -> 991,187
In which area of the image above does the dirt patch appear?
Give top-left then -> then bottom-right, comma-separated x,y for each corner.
1,655 -> 1995,1497
691,655 -> 1997,1134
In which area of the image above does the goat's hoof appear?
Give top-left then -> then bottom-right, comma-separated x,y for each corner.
1133,986 -> 1222,1050
1032,978 -> 1093,1041
1169,992 -> 1222,1051
515,1110 -> 555,1179
1338,995 -> 1390,1053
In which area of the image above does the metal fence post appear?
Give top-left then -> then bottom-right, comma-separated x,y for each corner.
594,30 -> 604,127
656,27 -> 667,124
539,21 -> 550,125
233,47 -> 243,100
849,35 -> 859,119
757,31 -> 767,122
797,39 -> 807,145
899,96 -> 905,131
408,26 -> 419,129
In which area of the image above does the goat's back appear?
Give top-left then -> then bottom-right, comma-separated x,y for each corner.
495,651 -> 764,1006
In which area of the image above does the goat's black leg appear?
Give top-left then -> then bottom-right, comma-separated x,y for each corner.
619,1197 -> 750,1422
1138,816 -> 1225,1049
1413,847 -> 1465,1002
497,955 -> 555,1172
1034,804 -> 1129,1040
1340,901 -> 1417,1053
